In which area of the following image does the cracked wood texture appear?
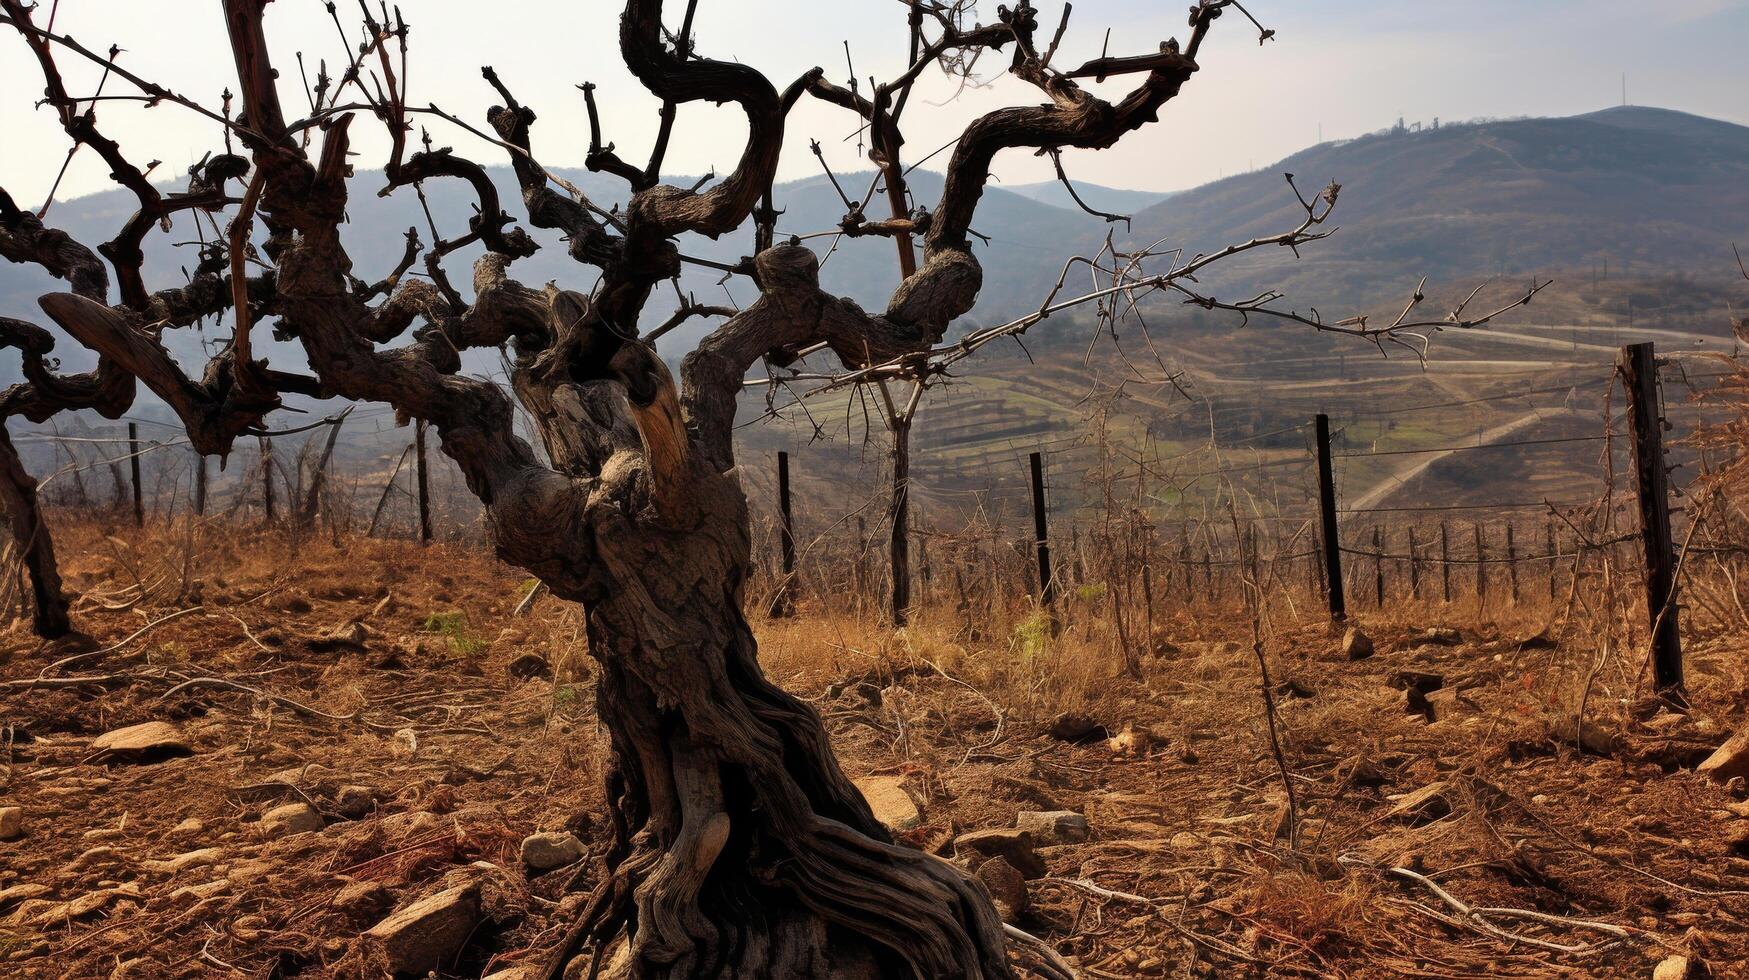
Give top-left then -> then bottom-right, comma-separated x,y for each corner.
0,1 -> 1237,975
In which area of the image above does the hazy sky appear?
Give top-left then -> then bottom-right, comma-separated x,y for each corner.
2,0 -> 1746,206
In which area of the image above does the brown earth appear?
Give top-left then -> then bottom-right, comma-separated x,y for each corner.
3,520 -> 1748,978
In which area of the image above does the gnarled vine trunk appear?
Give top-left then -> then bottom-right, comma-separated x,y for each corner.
0,1 -> 1251,974
0,426 -> 69,638
511,403 -> 1011,978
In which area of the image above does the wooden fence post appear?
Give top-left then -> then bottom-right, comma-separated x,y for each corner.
193,453 -> 207,517
259,436 -> 275,524
415,419 -> 432,544
1315,413 -> 1346,620
890,419 -> 913,627
1547,521 -> 1558,600
1408,526 -> 1421,600
770,451 -> 796,617
128,422 -> 143,528
1619,341 -> 1684,699
1029,451 -> 1055,612
1440,521 -> 1452,603
1474,524 -> 1486,600
1373,525 -> 1385,606
1506,525 -> 1519,604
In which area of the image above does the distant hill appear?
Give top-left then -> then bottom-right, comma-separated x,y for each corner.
5,105 -> 1747,385
1113,106 -> 1749,300
998,179 -> 1172,217
0,166 -> 1112,379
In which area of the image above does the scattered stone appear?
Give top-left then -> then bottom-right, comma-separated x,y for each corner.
1514,631 -> 1557,650
1386,782 -> 1454,825
310,620 -> 368,652
1387,670 -> 1445,693
1107,722 -> 1158,758
0,806 -> 20,840
392,728 -> 419,758
1343,756 -> 1388,789
260,802 -> 324,836
89,721 -> 191,763
1418,627 -> 1462,646
507,653 -> 551,681
71,846 -> 127,869
1015,810 -> 1090,845
1342,628 -> 1374,661
520,831 -> 585,872
28,884 -> 141,926
975,856 -> 1029,923
854,776 -> 921,832
0,883 -> 50,910
1274,677 -> 1317,699
333,879 -> 394,919
1646,711 -> 1689,732
954,828 -> 1046,879
1574,722 -> 1622,756
1653,954 -> 1695,980
1169,832 -> 1201,851
1047,712 -> 1107,744
264,763 -> 342,796
1699,730 -> 1749,784
335,785 -> 379,820
1423,687 -> 1480,725
168,879 -> 231,904
142,848 -> 225,875
170,817 -> 205,837
360,883 -> 482,978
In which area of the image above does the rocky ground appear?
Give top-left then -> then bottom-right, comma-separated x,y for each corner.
3,523 -> 1749,978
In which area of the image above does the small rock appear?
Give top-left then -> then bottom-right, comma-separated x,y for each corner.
1342,628 -> 1374,661
142,848 -> 225,875
1653,954 -> 1695,980
335,785 -> 379,820
854,776 -> 921,832
974,856 -> 1028,923
1046,712 -> 1106,744
1574,722 -> 1621,756
392,728 -> 419,758
333,879 -> 394,919
1343,756 -> 1388,788
72,846 -> 127,869
1015,810 -> 1089,845
28,884 -> 141,926
1514,630 -> 1557,650
520,832 -> 585,872
170,817 -> 205,837
89,721 -> 191,763
507,653 -> 551,681
361,883 -> 481,978
0,806 -> 20,840
310,620 -> 368,651
1387,670 -> 1444,693
1698,730 -> 1749,784
168,879 -> 231,904
1386,782 -> 1454,825
260,802 -> 324,836
954,828 -> 1046,879
0,883 -> 50,910
1107,722 -> 1158,758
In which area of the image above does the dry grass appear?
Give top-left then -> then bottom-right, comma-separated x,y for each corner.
2,513 -> 1748,977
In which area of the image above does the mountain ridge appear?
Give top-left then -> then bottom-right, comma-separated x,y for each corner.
4,105 -> 1745,388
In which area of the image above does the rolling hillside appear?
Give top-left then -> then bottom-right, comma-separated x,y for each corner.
6,106 -> 1748,521
1114,106 -> 1749,299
